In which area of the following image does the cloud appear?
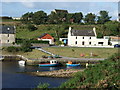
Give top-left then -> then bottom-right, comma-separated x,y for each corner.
21,2 -> 35,8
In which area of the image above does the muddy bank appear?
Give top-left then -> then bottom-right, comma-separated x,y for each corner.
24,69 -> 84,78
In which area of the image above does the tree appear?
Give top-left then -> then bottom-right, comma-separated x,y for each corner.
32,11 -> 47,25
84,13 -> 96,24
97,11 -> 111,24
21,40 -> 32,52
48,11 -> 59,24
104,21 -> 119,35
48,11 -> 67,24
66,13 -> 74,24
73,12 -> 83,24
27,24 -> 37,31
21,12 -> 33,24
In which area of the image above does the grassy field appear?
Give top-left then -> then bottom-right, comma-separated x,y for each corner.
2,47 -> 119,59
2,49 -> 48,59
43,47 -> 119,58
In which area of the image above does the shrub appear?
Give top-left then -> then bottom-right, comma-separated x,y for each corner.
37,83 -> 49,88
7,46 -> 21,52
27,24 -> 37,31
21,40 -> 32,52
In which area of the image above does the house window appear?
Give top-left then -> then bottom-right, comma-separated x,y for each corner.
83,37 -> 84,39
75,41 -> 77,44
8,40 -> 9,43
90,37 -> 91,39
76,37 -> 77,39
89,42 -> 91,45
8,34 -> 9,37
98,42 -> 104,44
82,41 -> 84,45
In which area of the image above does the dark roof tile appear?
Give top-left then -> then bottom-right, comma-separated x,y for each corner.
0,25 -> 15,34
71,29 -> 95,36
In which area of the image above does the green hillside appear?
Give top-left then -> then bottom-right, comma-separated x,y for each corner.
1,20 -> 119,40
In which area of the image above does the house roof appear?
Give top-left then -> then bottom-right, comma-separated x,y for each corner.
110,36 -> 120,40
71,29 -> 95,36
54,9 -> 68,13
0,25 -> 15,34
38,33 -> 47,38
38,33 -> 54,39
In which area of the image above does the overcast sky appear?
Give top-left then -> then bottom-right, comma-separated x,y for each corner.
1,1 -> 119,20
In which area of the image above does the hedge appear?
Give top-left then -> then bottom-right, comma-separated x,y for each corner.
16,38 -> 49,44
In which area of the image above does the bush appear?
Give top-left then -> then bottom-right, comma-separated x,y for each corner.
21,40 -> 32,52
27,24 -> 37,31
30,40 -> 49,44
7,46 -> 21,52
16,38 -> 49,44
37,83 -> 49,88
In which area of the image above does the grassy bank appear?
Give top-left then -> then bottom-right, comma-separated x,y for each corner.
59,53 -> 120,88
43,47 -> 119,58
2,49 -> 48,59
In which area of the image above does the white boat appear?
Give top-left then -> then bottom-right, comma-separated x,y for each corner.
0,56 -> 4,61
18,60 -> 25,66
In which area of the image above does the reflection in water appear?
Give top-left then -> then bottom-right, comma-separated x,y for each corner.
18,64 -> 25,71
49,67 -> 55,71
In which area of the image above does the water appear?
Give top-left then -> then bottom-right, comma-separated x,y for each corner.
1,61 -> 84,88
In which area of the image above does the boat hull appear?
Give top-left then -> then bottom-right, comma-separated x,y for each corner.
66,63 -> 80,67
39,63 -> 59,67
18,60 -> 25,66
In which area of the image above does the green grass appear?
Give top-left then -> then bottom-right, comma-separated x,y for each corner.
43,47 -> 119,58
16,24 -> 94,39
2,47 -> 119,59
2,49 -> 48,59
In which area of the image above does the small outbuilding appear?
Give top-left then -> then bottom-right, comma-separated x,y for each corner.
37,33 -> 54,44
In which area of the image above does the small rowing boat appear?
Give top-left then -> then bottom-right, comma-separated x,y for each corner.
66,61 -> 80,67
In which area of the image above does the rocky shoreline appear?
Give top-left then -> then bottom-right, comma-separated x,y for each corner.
25,69 -> 84,78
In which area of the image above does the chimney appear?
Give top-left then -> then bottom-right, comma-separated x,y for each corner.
93,27 -> 97,37
68,27 -> 72,36
69,27 -> 72,31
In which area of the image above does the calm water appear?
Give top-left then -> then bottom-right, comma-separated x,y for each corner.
1,61 -> 84,88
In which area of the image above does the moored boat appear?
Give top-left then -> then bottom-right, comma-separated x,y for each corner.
39,60 -> 59,67
66,61 -> 80,67
0,56 -> 4,61
18,60 -> 26,66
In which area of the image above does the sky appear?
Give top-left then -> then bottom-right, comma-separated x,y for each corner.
0,1 -> 119,20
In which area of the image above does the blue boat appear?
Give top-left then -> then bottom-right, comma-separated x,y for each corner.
66,63 -> 80,67
39,60 -> 59,67
66,61 -> 80,66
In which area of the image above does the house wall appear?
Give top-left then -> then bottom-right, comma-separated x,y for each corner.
0,34 -> 15,44
37,38 -> 54,44
68,35 -> 97,46
110,40 -> 120,45
95,38 -> 109,46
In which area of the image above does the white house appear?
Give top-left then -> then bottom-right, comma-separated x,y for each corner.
68,27 -> 109,47
0,25 -> 15,44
